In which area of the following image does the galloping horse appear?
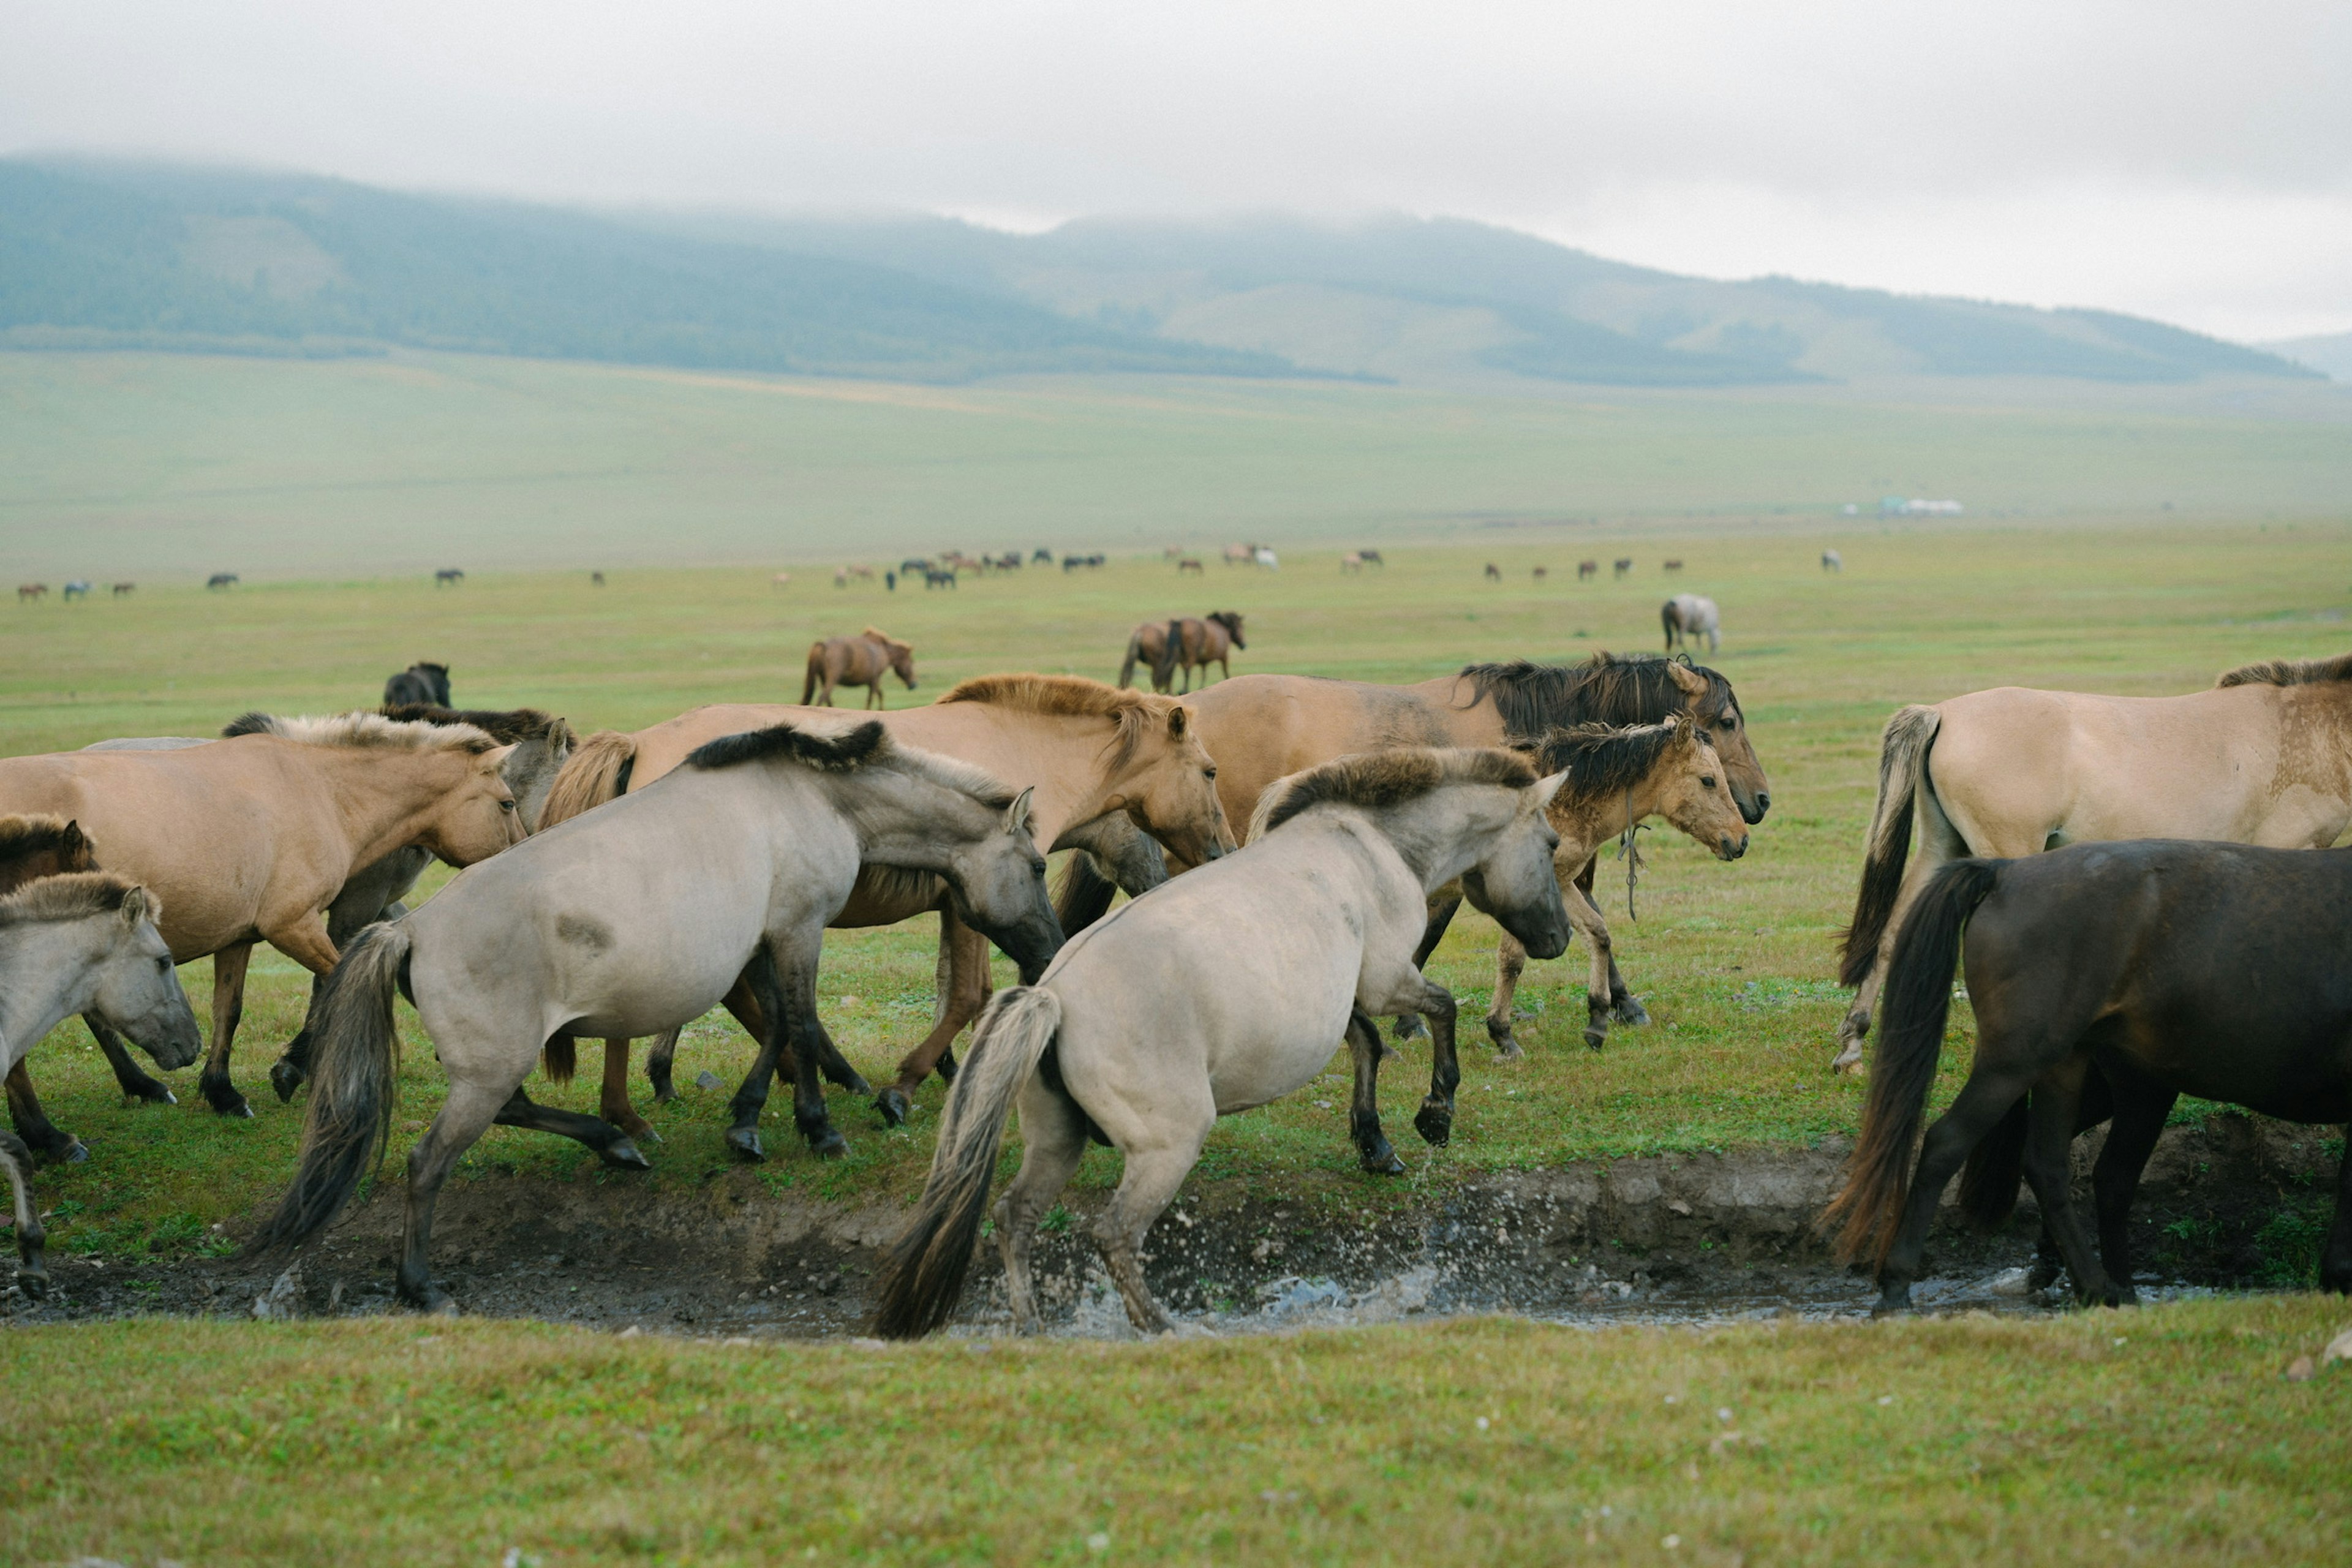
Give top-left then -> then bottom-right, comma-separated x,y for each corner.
803,627 -> 916,708
535,675 -> 1234,1145
383,662 -> 452,707
0,715 -> 522,1115
872,747 -> 1573,1338
253,719 -> 1063,1311
1661,594 -> 1720,654
1153,612 -> 1246,693
1824,840 -> 2352,1313
1832,654 -> 2352,1071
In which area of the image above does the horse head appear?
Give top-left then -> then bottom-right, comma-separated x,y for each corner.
1670,658 -> 1771,823
1098,696 -> 1235,867
1210,611 -> 1246,649
1459,770 -> 1572,962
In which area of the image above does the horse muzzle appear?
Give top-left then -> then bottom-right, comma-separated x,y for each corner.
1719,834 -> 1749,861
1738,790 -> 1770,826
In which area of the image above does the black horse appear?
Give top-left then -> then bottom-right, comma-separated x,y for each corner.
382,662 -> 452,706
1825,840 -> 2352,1313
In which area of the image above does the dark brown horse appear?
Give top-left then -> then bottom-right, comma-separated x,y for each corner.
1823,841 -> 2352,1314
802,627 -> 916,709
383,662 -> 451,706
0,815 -> 108,1161
1153,611 -> 1246,693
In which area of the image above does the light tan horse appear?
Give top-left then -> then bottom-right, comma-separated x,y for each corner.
0,715 -> 522,1115
535,674 -> 1236,1148
802,627 -> 916,709
1831,653 -> 2352,1072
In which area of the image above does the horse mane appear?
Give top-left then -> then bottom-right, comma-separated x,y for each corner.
0,870 -> 148,927
1530,719 -> 1693,805
2214,652 -> 2352,689
941,674 -> 1174,771
687,720 -> 1016,808
378,704 -> 577,748
1456,652 -> 1735,737
1252,747 -> 1537,839
221,712 -> 500,755
0,813 -> 91,868
860,626 -> 910,652
1208,610 -> 1243,635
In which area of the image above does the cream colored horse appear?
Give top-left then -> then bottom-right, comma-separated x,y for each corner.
872,747 -> 1573,1338
0,715 -> 522,1114
1831,654 -> 2352,1071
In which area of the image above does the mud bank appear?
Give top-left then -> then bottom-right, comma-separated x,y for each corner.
7,1113 -> 2336,1336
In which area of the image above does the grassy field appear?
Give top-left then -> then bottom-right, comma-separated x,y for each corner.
4,1298 -> 2348,1564
4,349 -> 2351,581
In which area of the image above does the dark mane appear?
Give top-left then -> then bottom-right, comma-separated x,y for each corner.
0,813 -> 92,870
1254,747 -> 1536,839
2215,653 -> 2352,689
687,720 -> 889,772
379,704 -> 576,747
1531,720 -> 1691,804
1456,652 -> 1736,736
221,711 -> 276,738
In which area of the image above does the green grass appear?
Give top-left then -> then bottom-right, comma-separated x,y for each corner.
6,1298 -> 2348,1564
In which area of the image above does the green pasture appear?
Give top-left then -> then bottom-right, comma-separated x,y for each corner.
6,1299 -> 2348,1564
4,518 -> 2351,1259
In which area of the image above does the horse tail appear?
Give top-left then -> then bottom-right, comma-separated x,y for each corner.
870,987 -> 1062,1338
1958,1097 -> 2028,1230
1820,858 -> 2003,1266
1662,599 -> 1677,650
1054,851 -> 1121,935
537,729 -> 637,828
801,643 -> 825,704
246,921 -> 413,1257
1836,704 -> 1942,988
1153,619 -> 1185,690
1117,631 -> 1143,690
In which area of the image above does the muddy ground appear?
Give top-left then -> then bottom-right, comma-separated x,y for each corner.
7,1114 -> 2338,1338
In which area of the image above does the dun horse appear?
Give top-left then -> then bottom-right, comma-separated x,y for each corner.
1823,840 -> 2352,1313
535,676 -> 1234,1148
0,715 -> 521,1115
252,720 -> 1063,1311
1833,654 -> 2352,1072
872,747 -> 1572,1338
802,628 -> 916,709
0,872 -> 200,1295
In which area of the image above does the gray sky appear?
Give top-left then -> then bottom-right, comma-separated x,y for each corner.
7,1 -> 2347,340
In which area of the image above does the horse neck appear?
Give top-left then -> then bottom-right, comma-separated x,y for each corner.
304,744 -> 482,872
916,708 -> 1099,840
0,922 -> 101,1068
1359,786 -> 1519,891
2278,684 -> 2352,805
1549,776 -> 1670,862
821,766 -> 983,872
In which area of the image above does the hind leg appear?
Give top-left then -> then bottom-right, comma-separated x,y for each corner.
2087,1066 -> 2174,1302
1485,933 -> 1531,1058
995,1075 -> 1090,1334
398,1079 -> 514,1311
645,1026 -> 684,1102
494,1085 -> 652,1169
876,911 -> 990,1128
5,1061 -> 86,1163
86,1015 -> 175,1105
1874,1069 -> 2038,1314
1344,1008 -> 1404,1175
598,1039 -> 657,1142
2018,1060 -> 2121,1307
1092,1110 -> 1213,1335
198,942 -> 255,1116
0,1128 -> 48,1297
745,940 -> 848,1159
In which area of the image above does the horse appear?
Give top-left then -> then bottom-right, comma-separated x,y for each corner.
1032,549 -> 1054,565
1823,840 -> 2352,1314
1483,564 -> 1502,582
1118,622 -> 1178,692
251,719 -> 1065,1311
924,568 -> 959,590
1578,560 -> 1598,581
1613,558 -> 1633,579
206,573 -> 238,590
870,746 -> 1575,1338
1662,594 -> 1721,654
1663,560 -> 1684,573
17,585 -> 46,603
1482,707 -> 1751,1055
1224,544 -> 1255,567
1821,549 -> 1842,572
111,582 -> 134,598
1358,549 -> 1384,568
1832,652 -> 2352,1073
434,568 -> 464,587
1532,566 -> 1548,582
1340,553 -> 1365,573
62,582 -> 91,601
0,714 -> 522,1115
1153,612 -> 1246,693
773,572 -> 793,590
534,675 -> 1234,1143
1177,557 -> 1205,576
383,662 -> 452,707
0,873 -> 201,1296
0,815 -> 108,1161
1254,548 -> 1279,570
591,571 -> 606,587
802,628 -> 916,709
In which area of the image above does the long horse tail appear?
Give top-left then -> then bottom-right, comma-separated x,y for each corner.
1117,630 -> 1144,690
537,729 -> 638,829
1820,858 -> 2004,1266
1153,619 -> 1185,690
870,987 -> 1063,1338
1661,598 -> 1678,650
1836,704 -> 1943,987
246,921 -> 413,1257
801,643 -> 826,704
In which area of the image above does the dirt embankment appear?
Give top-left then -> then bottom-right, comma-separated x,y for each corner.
7,1115 -> 2336,1335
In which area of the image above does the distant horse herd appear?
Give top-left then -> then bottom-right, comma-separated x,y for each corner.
1,547 -> 2343,1331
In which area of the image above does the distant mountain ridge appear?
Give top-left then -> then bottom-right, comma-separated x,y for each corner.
0,157 -> 2318,388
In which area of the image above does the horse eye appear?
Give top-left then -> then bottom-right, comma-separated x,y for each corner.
1031,859 -> 1049,877
1719,717 -> 1736,729
1701,777 -> 1717,788
156,956 -> 172,971
1204,767 -> 1217,780
500,799 -> 517,811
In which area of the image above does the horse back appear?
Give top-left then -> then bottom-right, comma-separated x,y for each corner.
1185,675 -> 1461,838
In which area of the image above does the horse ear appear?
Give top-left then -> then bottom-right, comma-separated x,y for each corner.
62,819 -> 87,853
481,742 -> 519,775
119,885 -> 156,928
1666,661 -> 1708,698
1167,706 -> 1188,736
1005,785 -> 1036,835
1534,770 -> 1569,809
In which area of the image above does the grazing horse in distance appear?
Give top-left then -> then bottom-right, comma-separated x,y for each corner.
1662,594 -> 1721,654
1483,564 -> 1502,582
434,568 -> 464,587
1833,652 -> 2352,1073
251,720 -> 1066,1312
591,571 -> 606,586
62,582 -> 91,601
1340,553 -> 1365,573
1613,557 -> 1634,579
802,627 -> 916,709
870,747 -> 1572,1338
1823,840 -> 2352,1313
1358,549 -> 1384,568
1663,559 -> 1684,573
1578,560 -> 1598,580
383,662 -> 452,707
1822,549 -> 1843,572
1177,557 -> 1205,576
111,582 -> 134,597
206,573 -> 238,590
1153,611 -> 1246,693
1532,566 -> 1548,582
17,584 -> 46,603
1224,543 -> 1255,567
1031,548 -> 1054,565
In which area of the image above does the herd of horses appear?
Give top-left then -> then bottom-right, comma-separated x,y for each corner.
1,617 -> 2346,1332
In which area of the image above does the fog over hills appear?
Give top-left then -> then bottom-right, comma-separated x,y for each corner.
0,158 -> 2317,389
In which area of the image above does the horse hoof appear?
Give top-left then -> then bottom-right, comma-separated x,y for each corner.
1392,1014 -> 1427,1042
1360,1144 -> 1406,1176
268,1058 -> 306,1104
1493,1040 -> 1525,1063
206,1094 -> 254,1119
1412,1103 -> 1452,1147
725,1128 -> 766,1163
1483,1021 -> 1517,1052
807,1128 -> 850,1161
1869,1286 -> 1914,1317
875,1088 -> 911,1128
837,1073 -> 874,1098
52,1139 -> 88,1165
650,1082 -> 679,1104
129,1085 -> 177,1107
1613,997 -> 1651,1027
600,1139 -> 653,1171
15,1267 -> 50,1300
1583,1028 -> 1608,1051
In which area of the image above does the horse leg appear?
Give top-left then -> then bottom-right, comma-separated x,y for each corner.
745,942 -> 848,1159
2087,1068 -> 2174,1303
644,1025 -> 684,1102
725,974 -> 866,1096
1395,894 -> 1461,1043
85,1015 -> 175,1104
1575,858 -> 1646,1025
1092,1108 -> 1212,1335
995,1075 -> 1090,1334
0,1128 -> 49,1297
1485,933 -> 1529,1058
875,911 -> 990,1128
598,1039 -> 658,1142
492,1084 -> 652,1169
1409,979 -> 1462,1147
2323,1126 -> 2352,1295
1346,1008 -> 1404,1175
198,942 -> 255,1116
270,974 -> 329,1103
400,1079 -> 516,1311
5,1061 -> 86,1163
2017,1060 -> 2122,1307
1561,880 -> 1616,1050
1872,1070 -> 2038,1314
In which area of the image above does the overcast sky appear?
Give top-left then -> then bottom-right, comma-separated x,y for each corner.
7,1 -> 2346,341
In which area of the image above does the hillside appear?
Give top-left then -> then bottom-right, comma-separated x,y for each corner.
2265,331 -> 2352,382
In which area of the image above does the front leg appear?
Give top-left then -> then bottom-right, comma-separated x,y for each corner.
875,910 -> 990,1128
1564,881 -> 1617,1050
1576,859 -> 1646,1026
0,1128 -> 50,1297
199,941 -> 257,1115
1345,1008 -> 1404,1174
644,1025 -> 684,1102
599,1039 -> 658,1142
1410,981 -> 1461,1147
85,1015 -> 176,1104
745,941 -> 848,1159
1485,932 -> 1529,1058
5,1061 -> 87,1163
